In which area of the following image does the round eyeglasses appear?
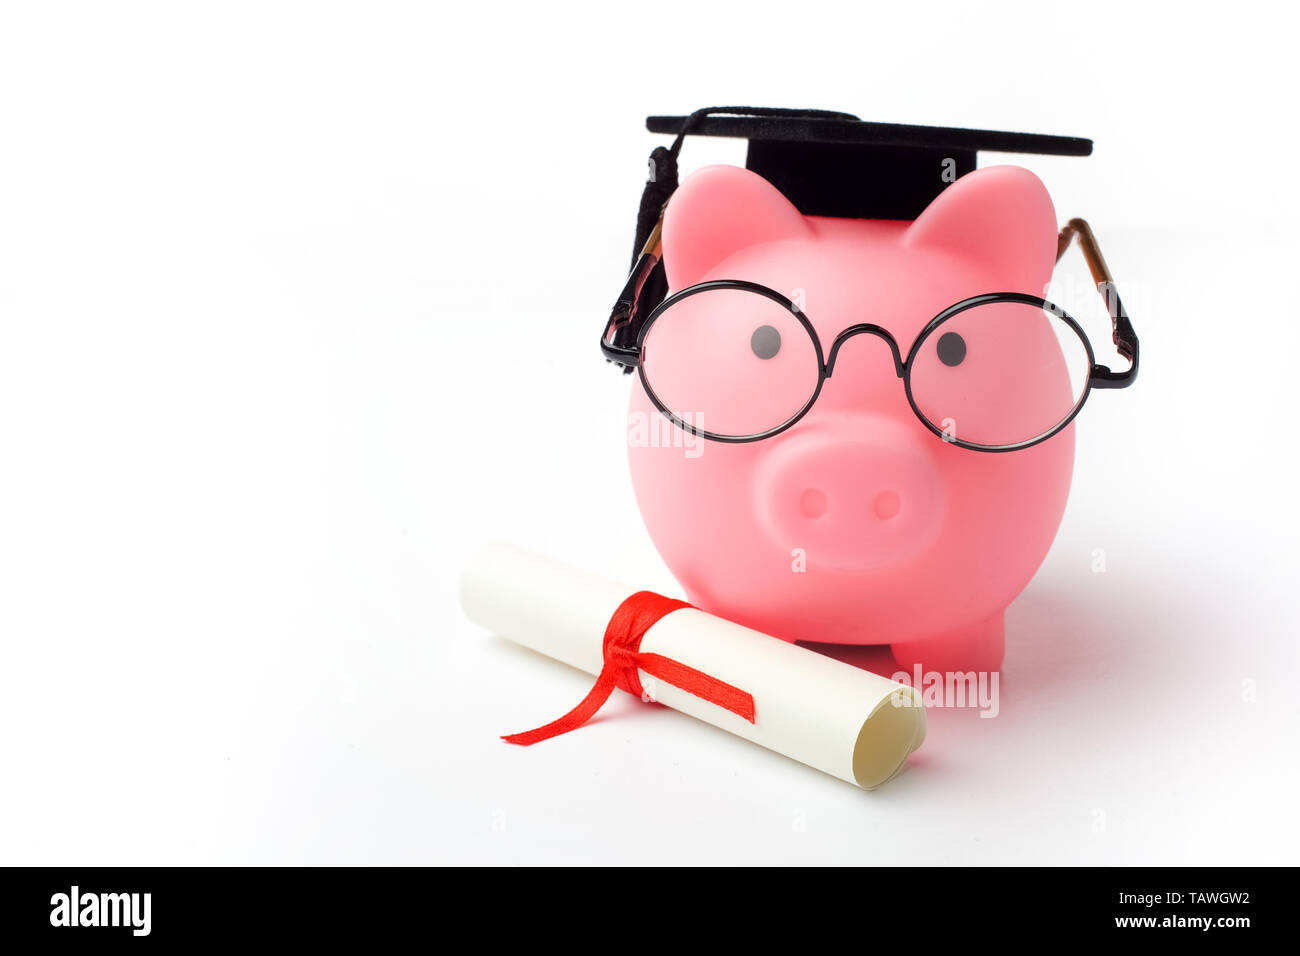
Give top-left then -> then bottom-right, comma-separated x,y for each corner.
602,219 -> 1139,453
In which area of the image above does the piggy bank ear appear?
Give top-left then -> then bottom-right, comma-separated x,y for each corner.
904,165 -> 1057,293
662,165 -> 809,288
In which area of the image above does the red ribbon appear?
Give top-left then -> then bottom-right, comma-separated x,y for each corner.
502,591 -> 756,746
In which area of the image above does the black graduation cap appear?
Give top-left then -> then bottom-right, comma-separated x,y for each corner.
608,107 -> 1095,372
631,106 -> 1092,264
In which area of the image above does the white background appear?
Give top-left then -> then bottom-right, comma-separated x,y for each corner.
1,1 -> 1296,865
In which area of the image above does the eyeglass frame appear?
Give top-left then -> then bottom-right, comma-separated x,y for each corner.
601,216 -> 1139,453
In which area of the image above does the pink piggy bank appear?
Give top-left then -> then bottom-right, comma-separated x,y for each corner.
627,163 -> 1076,673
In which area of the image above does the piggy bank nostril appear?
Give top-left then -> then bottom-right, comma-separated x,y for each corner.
799,488 -> 829,519
873,490 -> 901,520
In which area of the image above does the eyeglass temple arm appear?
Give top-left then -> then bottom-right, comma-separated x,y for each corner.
600,212 -> 666,371
1057,218 -> 1139,388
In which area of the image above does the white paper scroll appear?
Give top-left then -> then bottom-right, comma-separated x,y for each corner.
460,542 -> 925,789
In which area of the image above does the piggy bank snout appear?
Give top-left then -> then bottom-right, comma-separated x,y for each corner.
754,416 -> 949,572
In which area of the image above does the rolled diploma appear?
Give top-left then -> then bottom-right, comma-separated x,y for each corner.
461,542 -> 925,789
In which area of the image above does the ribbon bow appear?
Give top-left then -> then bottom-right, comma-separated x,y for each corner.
503,591 -> 756,746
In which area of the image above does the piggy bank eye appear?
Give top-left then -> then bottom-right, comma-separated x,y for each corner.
750,324 -> 782,359
936,331 -> 966,367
